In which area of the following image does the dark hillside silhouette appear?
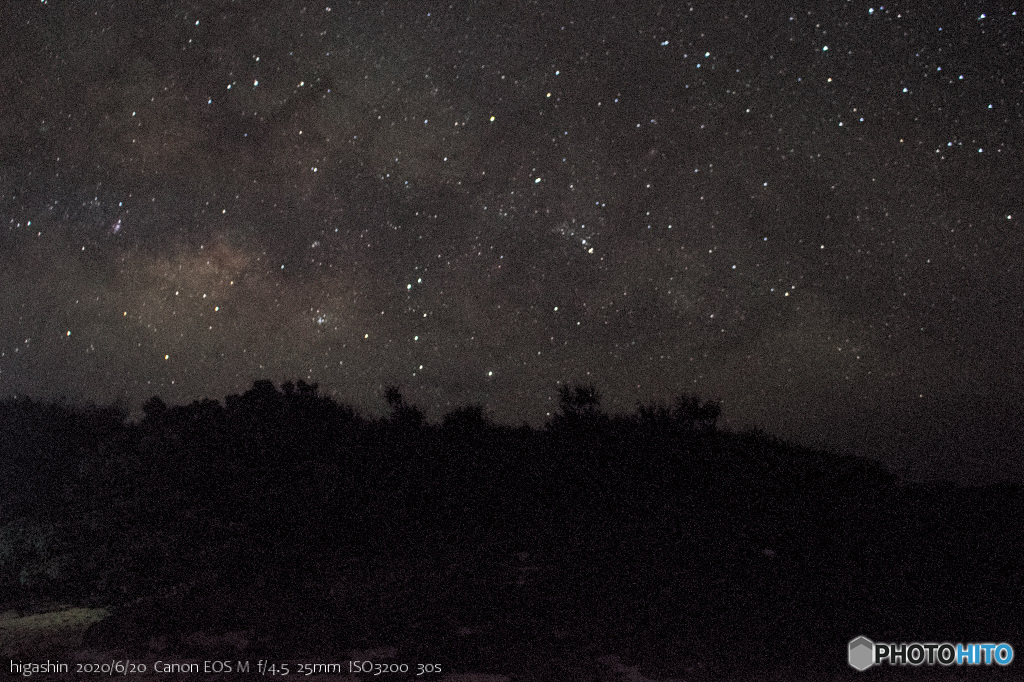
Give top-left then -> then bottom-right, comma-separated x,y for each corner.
0,381 -> 1020,679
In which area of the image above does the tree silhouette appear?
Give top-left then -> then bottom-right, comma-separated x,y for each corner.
551,383 -> 606,433
141,395 -> 168,422
383,385 -> 424,428
558,383 -> 601,415
674,394 -> 722,434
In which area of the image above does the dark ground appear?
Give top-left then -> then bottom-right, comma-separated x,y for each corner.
2,385 -> 1022,680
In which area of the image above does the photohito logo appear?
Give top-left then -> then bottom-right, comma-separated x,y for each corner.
848,636 -> 1014,670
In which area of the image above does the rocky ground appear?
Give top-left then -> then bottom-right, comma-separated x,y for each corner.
4,541 -> 1003,682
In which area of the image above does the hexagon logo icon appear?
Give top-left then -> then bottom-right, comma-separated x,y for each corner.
849,636 -> 875,671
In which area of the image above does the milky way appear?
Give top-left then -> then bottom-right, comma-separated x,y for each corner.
1,0 -> 1021,479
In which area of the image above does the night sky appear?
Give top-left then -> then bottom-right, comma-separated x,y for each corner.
2,0 -> 1021,480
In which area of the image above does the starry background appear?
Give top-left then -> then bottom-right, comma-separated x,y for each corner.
1,0 -> 1021,480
